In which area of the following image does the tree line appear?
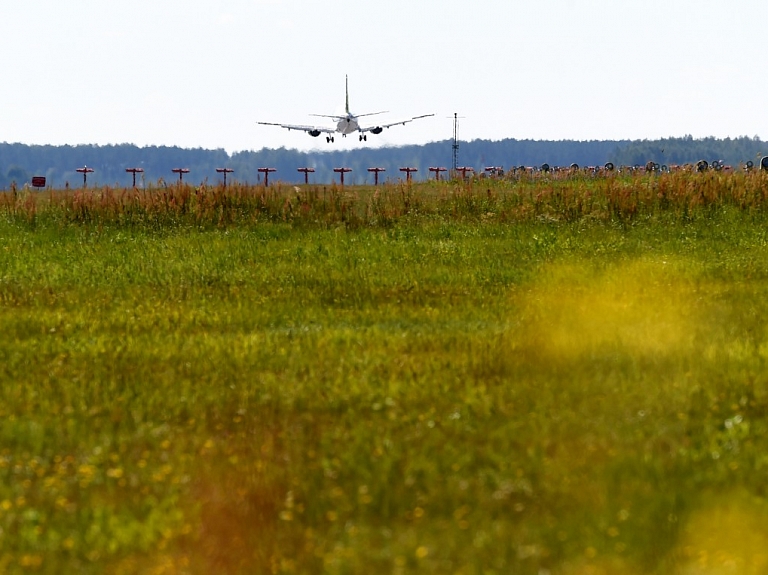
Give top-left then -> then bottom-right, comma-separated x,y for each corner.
1,136 -> 766,188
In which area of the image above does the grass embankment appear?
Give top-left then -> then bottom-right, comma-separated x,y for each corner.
2,173 -> 768,573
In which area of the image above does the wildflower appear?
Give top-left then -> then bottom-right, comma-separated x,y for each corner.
106,468 -> 124,479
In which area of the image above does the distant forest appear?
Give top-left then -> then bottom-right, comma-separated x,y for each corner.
1,136 -> 766,188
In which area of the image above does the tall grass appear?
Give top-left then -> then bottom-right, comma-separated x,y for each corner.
2,170 -> 768,230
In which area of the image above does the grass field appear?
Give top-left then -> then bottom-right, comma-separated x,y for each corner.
2,172 -> 768,574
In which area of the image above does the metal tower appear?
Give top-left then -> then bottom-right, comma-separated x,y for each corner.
452,112 -> 460,174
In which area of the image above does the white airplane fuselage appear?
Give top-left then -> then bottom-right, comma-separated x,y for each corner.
337,116 -> 360,136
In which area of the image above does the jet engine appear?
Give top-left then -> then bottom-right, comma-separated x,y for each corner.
308,130 -> 321,137
370,127 -> 384,135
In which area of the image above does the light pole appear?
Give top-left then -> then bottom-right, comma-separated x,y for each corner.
172,168 -> 190,183
258,167 -> 276,186
429,167 -> 447,180
367,167 -> 386,185
126,168 -> 144,188
297,167 -> 315,185
333,167 -> 352,186
76,166 -> 94,187
216,168 -> 234,187
399,167 -> 418,182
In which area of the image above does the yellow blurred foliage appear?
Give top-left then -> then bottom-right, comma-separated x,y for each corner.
517,258 -> 698,359
671,491 -> 768,575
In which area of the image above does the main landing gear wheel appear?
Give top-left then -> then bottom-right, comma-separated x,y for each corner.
326,136 -> 334,143
359,134 -> 367,142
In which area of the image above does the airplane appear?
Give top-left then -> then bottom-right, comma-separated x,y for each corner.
257,75 -> 433,143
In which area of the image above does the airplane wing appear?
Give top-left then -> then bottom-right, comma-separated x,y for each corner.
359,114 -> 434,133
257,121 -> 335,135
352,111 -> 389,119
309,112 -> 387,119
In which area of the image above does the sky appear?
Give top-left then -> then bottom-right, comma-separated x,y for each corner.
1,0 -> 766,154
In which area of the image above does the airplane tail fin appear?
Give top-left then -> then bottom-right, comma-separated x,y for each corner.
345,75 -> 350,115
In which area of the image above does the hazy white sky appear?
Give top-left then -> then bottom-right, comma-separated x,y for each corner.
1,0 -> 765,153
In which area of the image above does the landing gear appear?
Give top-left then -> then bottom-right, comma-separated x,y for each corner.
326,136 -> 335,143
359,134 -> 367,142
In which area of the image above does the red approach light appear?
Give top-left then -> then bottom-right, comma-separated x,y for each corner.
367,167 -> 386,185
216,168 -> 234,187
125,168 -> 144,188
333,167 -> 352,186
258,167 -> 277,187
297,167 -> 315,185
429,167 -> 447,180
171,168 -> 190,183
76,166 -> 94,187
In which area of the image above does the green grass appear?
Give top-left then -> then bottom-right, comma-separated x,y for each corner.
3,178 -> 768,573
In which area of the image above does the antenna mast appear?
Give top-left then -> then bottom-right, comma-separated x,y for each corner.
452,112 -> 459,174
